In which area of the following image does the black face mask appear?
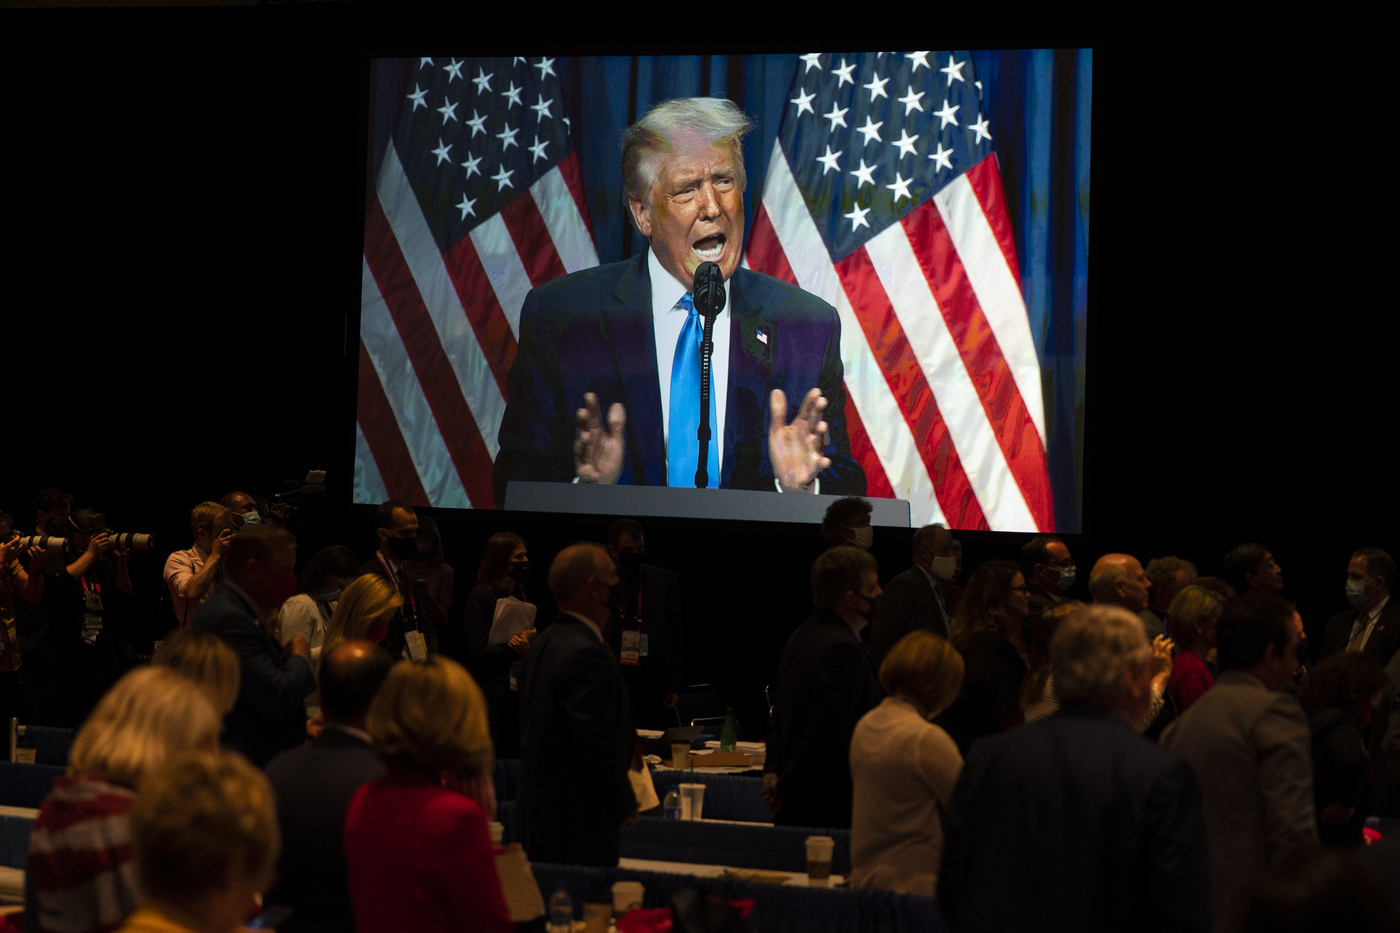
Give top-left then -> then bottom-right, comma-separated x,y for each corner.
386,536 -> 418,560
861,593 -> 882,621
616,552 -> 644,577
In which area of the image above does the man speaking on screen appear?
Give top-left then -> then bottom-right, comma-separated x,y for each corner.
493,97 -> 867,504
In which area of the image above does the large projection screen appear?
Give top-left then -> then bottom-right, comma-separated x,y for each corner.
354,51 -> 1090,532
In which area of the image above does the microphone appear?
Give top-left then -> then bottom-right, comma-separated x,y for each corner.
692,262 -> 725,488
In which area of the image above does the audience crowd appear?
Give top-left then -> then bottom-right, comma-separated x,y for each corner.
3,485 -> 1400,932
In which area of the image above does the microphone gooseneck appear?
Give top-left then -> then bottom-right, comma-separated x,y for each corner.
693,262 -> 725,488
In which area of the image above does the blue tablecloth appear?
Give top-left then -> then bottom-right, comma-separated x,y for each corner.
494,758 -> 521,806
531,862 -> 944,933
0,813 -> 33,869
0,762 -> 65,809
620,816 -> 850,874
649,771 -> 770,823
24,726 -> 74,767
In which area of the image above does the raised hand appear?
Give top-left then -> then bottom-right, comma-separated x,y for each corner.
574,392 -> 627,485
768,388 -> 832,490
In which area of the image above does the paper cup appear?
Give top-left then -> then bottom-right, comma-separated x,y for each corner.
671,742 -> 691,769
612,880 -> 644,913
806,835 -> 834,883
583,896 -> 612,933
679,782 -> 705,821
487,821 -> 504,845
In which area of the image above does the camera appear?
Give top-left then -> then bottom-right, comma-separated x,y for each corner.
100,530 -> 154,551
11,535 -> 67,556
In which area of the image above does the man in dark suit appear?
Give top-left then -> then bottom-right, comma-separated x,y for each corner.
493,97 -> 865,505
517,543 -> 637,867
264,641 -> 392,933
1318,547 -> 1400,666
939,605 -> 1211,933
869,523 -> 955,666
1017,534 -> 1076,650
764,546 -> 884,829
191,524 -> 314,767
358,500 -> 435,659
605,519 -> 684,730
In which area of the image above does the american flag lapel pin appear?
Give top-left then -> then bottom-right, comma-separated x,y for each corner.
757,329 -> 768,345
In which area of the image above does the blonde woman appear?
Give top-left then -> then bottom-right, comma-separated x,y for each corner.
1166,584 -> 1226,714
344,657 -> 511,933
26,668 -> 221,933
152,626 -> 240,716
323,573 -> 402,659
119,752 -> 280,933
849,630 -> 965,896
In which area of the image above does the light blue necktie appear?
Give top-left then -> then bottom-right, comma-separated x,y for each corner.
668,293 -> 718,488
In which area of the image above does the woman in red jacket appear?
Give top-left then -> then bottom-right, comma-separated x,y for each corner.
345,656 -> 512,933
1166,585 -> 1225,714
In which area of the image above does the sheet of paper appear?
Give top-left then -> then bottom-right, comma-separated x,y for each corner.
488,596 -> 538,644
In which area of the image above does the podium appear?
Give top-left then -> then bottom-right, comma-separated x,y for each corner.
504,481 -> 911,527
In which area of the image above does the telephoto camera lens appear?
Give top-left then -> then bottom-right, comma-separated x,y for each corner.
13,535 -> 66,556
105,532 -> 154,551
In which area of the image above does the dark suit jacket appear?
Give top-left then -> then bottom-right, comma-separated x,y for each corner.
359,555 -> 438,659
458,583 -> 524,698
493,253 -> 866,504
1318,599 -> 1400,666
939,703 -> 1212,933
766,609 -> 883,829
517,613 -> 635,866
868,565 -> 949,667
607,565 -> 685,680
939,630 -> 1028,756
191,582 -> 315,767
264,727 -> 386,933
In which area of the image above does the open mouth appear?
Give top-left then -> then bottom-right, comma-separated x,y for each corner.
692,233 -> 726,262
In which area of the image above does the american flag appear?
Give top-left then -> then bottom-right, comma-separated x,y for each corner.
355,56 -> 597,510
745,51 -> 1054,531
356,52 -> 1053,532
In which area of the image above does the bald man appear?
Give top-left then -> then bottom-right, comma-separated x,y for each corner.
517,544 -> 637,867
1089,554 -> 1152,616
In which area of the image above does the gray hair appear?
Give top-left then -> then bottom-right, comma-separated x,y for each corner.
1051,605 -> 1150,705
620,98 -> 756,208
1087,561 -> 1130,601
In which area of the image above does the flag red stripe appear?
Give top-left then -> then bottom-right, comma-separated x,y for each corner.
555,151 -> 596,242
966,156 -> 1023,287
501,189 -> 569,287
364,197 -> 497,509
441,233 -> 517,398
902,203 -> 1054,531
746,205 -> 799,286
357,338 -> 430,506
841,389 -> 895,500
834,247 -> 989,530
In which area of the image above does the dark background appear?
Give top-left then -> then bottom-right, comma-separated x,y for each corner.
1,8 -> 1389,739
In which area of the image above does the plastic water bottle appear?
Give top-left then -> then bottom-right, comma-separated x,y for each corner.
548,884 -> 572,932
663,788 -> 681,820
719,707 -> 738,752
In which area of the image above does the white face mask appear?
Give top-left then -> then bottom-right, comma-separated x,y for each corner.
846,526 -> 873,551
930,555 -> 957,580
241,511 -> 262,526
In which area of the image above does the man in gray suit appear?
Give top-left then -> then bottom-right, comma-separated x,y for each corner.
1161,592 -> 1316,933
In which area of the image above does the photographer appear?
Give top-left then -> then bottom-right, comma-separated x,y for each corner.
0,510 -> 45,724
33,487 -> 73,538
38,508 -> 140,725
164,502 -> 236,627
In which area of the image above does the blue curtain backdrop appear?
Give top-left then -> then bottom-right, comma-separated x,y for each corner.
371,50 -> 1091,531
